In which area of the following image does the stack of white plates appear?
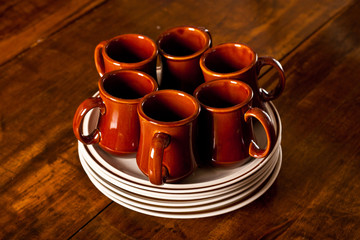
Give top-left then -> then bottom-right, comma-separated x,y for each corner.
78,101 -> 282,219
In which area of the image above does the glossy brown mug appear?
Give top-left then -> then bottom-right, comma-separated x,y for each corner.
137,90 -> 200,185
94,34 -> 158,79
200,43 -> 285,108
73,70 -> 158,155
157,26 -> 212,93
193,79 -> 276,166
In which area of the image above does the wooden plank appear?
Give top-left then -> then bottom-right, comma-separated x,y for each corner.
0,0 -> 106,66
259,2 -> 360,238
0,0 -> 355,239
75,1 -> 360,240
278,96 -> 360,239
0,143 -> 113,239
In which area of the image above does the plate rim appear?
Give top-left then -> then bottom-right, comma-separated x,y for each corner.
80,146 -> 280,204
81,100 -> 282,190
82,149 -> 282,219
80,141 -> 280,197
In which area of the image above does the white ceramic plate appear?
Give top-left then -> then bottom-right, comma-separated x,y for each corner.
80,146 -> 280,205
81,156 -> 275,213
81,152 -> 278,201
80,146 -> 277,202
82,150 -> 282,219
81,101 -> 281,190
81,149 -> 279,211
80,142 -> 280,199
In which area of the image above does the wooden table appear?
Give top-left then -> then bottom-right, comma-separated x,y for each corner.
1,0 -> 360,239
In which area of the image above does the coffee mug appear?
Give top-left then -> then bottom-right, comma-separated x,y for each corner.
137,90 -> 200,185
193,79 -> 276,165
73,70 -> 158,155
94,34 -> 158,79
199,43 -> 285,108
157,26 -> 212,93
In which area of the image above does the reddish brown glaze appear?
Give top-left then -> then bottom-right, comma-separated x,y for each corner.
73,70 -> 158,155
193,79 -> 276,166
200,43 -> 285,108
157,26 -> 212,93
94,34 -> 158,79
137,90 -> 200,185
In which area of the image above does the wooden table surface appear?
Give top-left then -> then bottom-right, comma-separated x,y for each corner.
1,0 -> 360,239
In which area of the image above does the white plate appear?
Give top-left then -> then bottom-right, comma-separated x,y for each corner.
80,142 -> 280,199
82,149 -> 282,219
81,147 -> 277,202
81,149 -> 279,211
82,156 -> 274,213
80,146 -> 280,206
81,101 -> 281,190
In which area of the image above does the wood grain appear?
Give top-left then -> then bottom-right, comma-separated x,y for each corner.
73,1 -> 360,239
251,1 -> 360,239
0,0 -> 106,66
0,0 -> 359,239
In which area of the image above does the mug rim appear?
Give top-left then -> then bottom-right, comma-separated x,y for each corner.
157,26 -> 212,61
98,70 -> 158,104
102,34 -> 158,66
193,79 -> 254,113
138,89 -> 201,126
199,42 -> 258,77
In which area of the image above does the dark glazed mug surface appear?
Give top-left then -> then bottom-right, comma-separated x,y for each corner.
193,79 -> 276,166
200,43 -> 285,108
73,70 -> 158,155
157,26 -> 212,93
95,34 -> 158,79
137,90 -> 200,185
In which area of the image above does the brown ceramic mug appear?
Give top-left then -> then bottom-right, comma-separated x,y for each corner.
137,90 -> 200,185
157,26 -> 212,93
193,79 -> 276,166
94,34 -> 158,79
73,70 -> 158,155
200,43 -> 285,108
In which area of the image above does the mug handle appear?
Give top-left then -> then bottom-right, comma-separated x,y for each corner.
198,27 -> 212,48
244,107 -> 276,158
149,132 -> 171,185
94,41 -> 107,77
256,56 -> 286,102
73,97 -> 105,144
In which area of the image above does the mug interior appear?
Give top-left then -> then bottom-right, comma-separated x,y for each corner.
102,71 -> 156,100
195,80 -> 252,109
106,35 -> 156,63
141,91 -> 198,122
158,27 -> 209,57
204,44 -> 255,73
